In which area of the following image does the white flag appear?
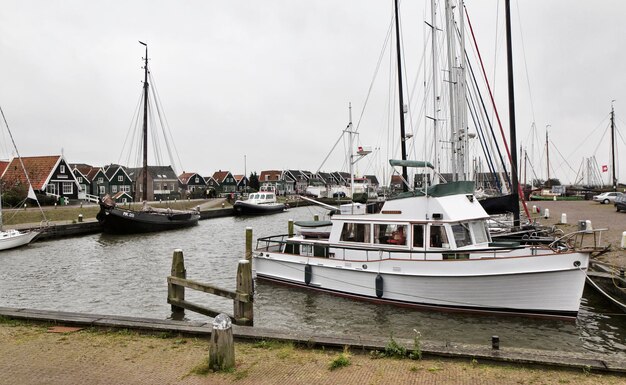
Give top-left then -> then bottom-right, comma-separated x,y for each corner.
27,185 -> 37,201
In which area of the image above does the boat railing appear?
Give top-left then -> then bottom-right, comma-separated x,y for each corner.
550,228 -> 609,253
255,235 -> 519,261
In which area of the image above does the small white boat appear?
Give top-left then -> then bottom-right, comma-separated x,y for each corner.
233,190 -> 286,216
0,229 -> 39,251
254,169 -> 590,319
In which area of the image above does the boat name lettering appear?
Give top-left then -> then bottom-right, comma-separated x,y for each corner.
122,212 -> 135,218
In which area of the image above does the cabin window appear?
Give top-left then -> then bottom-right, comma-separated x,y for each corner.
373,224 -> 407,245
429,225 -> 450,248
340,223 -> 370,243
267,194 -> 274,199
451,223 -> 472,247
470,220 -> 490,244
260,194 -> 266,199
413,224 -> 425,248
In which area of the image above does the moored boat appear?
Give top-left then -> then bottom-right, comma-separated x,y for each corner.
0,229 -> 39,251
96,42 -> 199,234
233,191 -> 286,216
254,172 -> 591,318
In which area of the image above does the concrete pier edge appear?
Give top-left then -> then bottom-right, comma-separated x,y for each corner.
1,307 -> 624,374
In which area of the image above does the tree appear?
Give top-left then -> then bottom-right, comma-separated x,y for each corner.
249,172 -> 260,192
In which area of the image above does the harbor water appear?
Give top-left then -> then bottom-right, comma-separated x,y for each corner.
1,206 -> 625,356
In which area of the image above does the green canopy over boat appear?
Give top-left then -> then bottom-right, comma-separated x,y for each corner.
389,159 -> 434,169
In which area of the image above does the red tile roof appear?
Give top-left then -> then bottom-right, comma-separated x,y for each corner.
178,172 -> 195,184
212,171 -> 231,183
259,170 -> 282,181
2,155 -> 61,190
0,161 -> 9,177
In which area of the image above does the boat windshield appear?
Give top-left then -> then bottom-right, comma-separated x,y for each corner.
469,220 -> 490,244
340,223 -> 371,243
451,223 -> 472,247
429,225 -> 450,249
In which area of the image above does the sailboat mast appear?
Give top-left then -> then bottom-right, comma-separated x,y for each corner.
611,101 -> 617,190
545,126 -> 550,185
394,0 -> 409,192
140,41 -> 149,202
504,0 -> 520,227
430,0 -> 439,176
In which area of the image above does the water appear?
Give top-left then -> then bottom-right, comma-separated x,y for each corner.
1,206 -> 625,356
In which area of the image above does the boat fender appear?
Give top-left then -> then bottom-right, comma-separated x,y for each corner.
304,264 -> 312,285
375,274 -> 383,298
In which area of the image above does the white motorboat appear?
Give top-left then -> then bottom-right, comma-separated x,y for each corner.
254,170 -> 590,318
234,190 -> 286,216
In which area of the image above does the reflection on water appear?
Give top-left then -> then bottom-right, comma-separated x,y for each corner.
0,206 -> 624,356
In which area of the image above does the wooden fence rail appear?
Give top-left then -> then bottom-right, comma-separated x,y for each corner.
166,228 -> 254,326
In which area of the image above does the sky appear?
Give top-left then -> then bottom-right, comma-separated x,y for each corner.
0,0 -> 624,186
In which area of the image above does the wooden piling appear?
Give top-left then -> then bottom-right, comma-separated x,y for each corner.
208,314 -> 235,371
245,227 -> 253,261
234,259 -> 253,326
168,249 -> 186,315
288,219 -> 294,237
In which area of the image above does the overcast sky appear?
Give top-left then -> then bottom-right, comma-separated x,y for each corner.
0,1 -> 624,185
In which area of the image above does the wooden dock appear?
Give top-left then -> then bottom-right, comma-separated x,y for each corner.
0,306 -> 624,374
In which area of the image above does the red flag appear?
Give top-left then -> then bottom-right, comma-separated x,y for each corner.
602,165 -> 608,172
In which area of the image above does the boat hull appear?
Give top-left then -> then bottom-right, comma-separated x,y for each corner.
0,230 -> 39,251
97,206 -> 200,234
254,251 -> 588,318
233,201 -> 285,216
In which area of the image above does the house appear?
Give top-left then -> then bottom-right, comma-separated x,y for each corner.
1,155 -> 80,202
212,170 -> 237,195
178,172 -> 207,198
364,175 -> 380,191
90,168 -> 110,197
204,175 -> 219,197
104,164 -> 133,197
390,175 -> 404,192
258,170 -> 286,195
284,170 -> 311,195
233,174 -> 249,193
111,191 -> 133,204
127,165 -> 179,201
71,163 -> 95,196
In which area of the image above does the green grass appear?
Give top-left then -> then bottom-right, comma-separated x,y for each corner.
329,346 -> 351,371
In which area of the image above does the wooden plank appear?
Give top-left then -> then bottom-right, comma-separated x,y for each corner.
167,298 -> 228,319
167,276 -> 250,303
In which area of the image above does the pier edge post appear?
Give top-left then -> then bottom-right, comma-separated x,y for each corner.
168,249 -> 186,316
288,219 -> 294,237
234,259 -> 253,326
245,227 -> 253,261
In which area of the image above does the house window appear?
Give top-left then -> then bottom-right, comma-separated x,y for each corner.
111,185 -> 118,193
60,165 -> 65,173
99,186 -> 105,194
62,182 -> 73,194
195,177 -> 199,183
121,185 -> 130,192
47,184 -> 56,195
98,177 -> 103,183
77,177 -> 83,183
118,176 -> 123,182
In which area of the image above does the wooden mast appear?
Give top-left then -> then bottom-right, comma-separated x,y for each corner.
394,0 -> 409,192
140,41 -> 149,202
504,0 -> 520,227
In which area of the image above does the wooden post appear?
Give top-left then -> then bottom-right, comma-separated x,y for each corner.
245,227 -> 253,261
208,313 -> 235,371
288,219 -> 294,237
314,214 -> 319,221
168,249 -> 186,316
234,259 -> 253,326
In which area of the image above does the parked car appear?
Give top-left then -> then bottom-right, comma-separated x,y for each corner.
615,194 -> 626,212
592,191 -> 623,204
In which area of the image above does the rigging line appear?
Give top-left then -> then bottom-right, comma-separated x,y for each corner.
514,0 -> 536,123
564,115 -> 609,160
149,73 -> 183,175
465,51 -> 510,188
118,90 -> 144,167
150,76 -> 175,172
464,5 -> 513,172
0,105 -> 47,221
590,125 -> 610,157
466,82 -> 499,187
354,7 -> 394,133
549,139 -> 578,182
